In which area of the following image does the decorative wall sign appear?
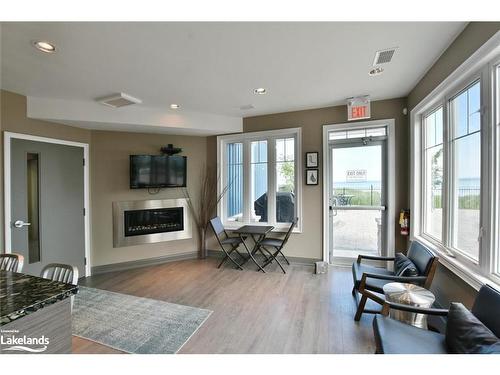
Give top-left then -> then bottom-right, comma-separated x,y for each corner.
305,152 -> 319,168
306,169 -> 319,185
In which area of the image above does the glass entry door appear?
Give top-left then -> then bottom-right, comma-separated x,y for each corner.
328,135 -> 387,261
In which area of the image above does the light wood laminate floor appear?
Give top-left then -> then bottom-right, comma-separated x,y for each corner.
72,258 -> 375,354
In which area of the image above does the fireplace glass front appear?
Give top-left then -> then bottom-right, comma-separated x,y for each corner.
124,207 -> 184,237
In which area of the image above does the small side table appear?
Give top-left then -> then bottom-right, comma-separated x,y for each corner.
382,282 -> 435,329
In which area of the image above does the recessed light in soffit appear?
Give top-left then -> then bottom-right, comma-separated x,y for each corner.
32,40 -> 57,53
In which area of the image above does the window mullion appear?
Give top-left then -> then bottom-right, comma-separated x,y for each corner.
243,139 -> 251,223
479,65 -> 491,273
268,137 -> 277,227
442,98 -> 451,250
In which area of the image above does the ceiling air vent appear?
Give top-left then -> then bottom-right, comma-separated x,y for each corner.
97,93 -> 142,108
373,48 -> 397,66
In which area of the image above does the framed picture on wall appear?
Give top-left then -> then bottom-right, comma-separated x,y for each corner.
306,169 -> 319,185
305,152 -> 318,168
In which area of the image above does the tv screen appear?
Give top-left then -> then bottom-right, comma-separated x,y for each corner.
130,155 -> 187,188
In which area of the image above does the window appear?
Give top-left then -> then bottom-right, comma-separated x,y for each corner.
251,140 -> 268,222
411,35 -> 500,289
218,128 -> 301,230
329,126 -> 386,140
226,142 -> 243,222
276,138 -> 295,223
418,80 -> 483,263
449,82 -> 481,259
423,107 -> 444,242
495,64 -> 500,276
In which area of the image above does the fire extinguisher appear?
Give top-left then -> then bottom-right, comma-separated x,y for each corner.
399,209 -> 410,236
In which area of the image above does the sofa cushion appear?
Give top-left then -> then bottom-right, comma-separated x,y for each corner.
373,315 -> 447,354
446,302 -> 500,354
352,262 -> 394,293
394,253 -> 419,277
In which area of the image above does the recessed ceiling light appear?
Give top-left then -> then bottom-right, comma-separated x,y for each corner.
170,104 -> 180,109
254,88 -> 267,95
32,40 -> 56,53
369,67 -> 384,76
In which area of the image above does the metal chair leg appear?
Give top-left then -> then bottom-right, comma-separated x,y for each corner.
218,245 -> 244,270
261,247 -> 287,273
240,235 -> 266,273
278,251 -> 290,265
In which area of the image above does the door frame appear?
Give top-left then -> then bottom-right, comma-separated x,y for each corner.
322,119 -> 396,264
3,132 -> 91,277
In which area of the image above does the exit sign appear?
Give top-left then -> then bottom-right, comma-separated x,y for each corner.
347,96 -> 371,121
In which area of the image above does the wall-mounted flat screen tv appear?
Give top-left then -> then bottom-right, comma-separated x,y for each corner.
130,155 -> 187,188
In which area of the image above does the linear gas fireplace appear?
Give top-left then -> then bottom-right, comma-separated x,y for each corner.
113,199 -> 192,248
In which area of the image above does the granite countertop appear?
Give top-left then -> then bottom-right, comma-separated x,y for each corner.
0,270 -> 78,326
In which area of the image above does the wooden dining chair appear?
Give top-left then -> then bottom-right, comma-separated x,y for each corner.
258,217 -> 298,273
40,263 -> 79,285
0,253 -> 25,272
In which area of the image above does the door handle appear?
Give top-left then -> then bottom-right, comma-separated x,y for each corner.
14,220 -> 31,228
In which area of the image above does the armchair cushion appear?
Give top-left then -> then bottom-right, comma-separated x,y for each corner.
352,263 -> 394,293
373,315 -> 447,354
446,303 -> 500,354
394,253 -> 419,277
471,284 -> 500,338
407,241 -> 435,275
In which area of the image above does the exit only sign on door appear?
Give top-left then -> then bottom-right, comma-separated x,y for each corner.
347,96 -> 371,121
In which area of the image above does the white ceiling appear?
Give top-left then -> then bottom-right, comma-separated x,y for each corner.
1,22 -> 466,130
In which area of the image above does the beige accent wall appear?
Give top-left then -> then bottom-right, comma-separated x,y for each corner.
90,130 -> 206,266
210,98 -> 410,260
0,90 -> 207,267
0,92 -> 3,250
0,90 -> 92,253
407,22 -> 500,307
408,22 -> 500,111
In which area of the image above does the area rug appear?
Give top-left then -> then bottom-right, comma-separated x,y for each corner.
72,286 -> 212,354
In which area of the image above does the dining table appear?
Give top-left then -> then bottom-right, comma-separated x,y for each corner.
232,225 -> 274,272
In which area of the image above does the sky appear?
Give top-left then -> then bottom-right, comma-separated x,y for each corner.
331,145 -> 381,183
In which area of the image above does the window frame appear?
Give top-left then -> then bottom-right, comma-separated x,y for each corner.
446,78 -> 483,264
217,127 -> 303,233
421,104 -> 445,245
491,58 -> 500,279
411,31 -> 500,290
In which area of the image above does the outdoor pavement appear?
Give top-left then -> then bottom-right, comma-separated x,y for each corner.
330,209 -> 480,259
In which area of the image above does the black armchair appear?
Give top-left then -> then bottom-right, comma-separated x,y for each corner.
373,285 -> 500,354
352,241 -> 439,321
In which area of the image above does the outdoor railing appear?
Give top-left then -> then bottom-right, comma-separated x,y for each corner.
431,188 -> 480,209
332,186 -> 481,209
332,186 -> 382,206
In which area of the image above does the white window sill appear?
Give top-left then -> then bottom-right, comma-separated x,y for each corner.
222,222 -> 302,234
413,235 -> 500,292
